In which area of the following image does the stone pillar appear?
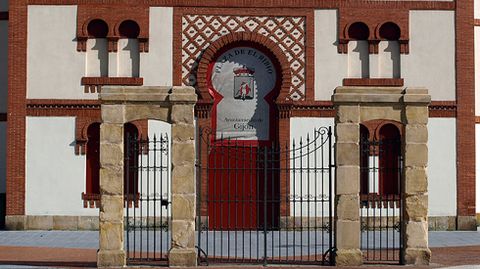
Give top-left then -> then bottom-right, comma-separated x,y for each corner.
169,89 -> 198,266
97,105 -> 126,268
334,105 -> 363,266
402,88 -> 431,265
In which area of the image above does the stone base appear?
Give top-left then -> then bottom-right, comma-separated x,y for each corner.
404,247 -> 431,265
5,215 -> 99,230
169,248 -> 197,267
335,249 -> 363,266
457,215 -> 477,231
97,250 -> 125,268
428,216 -> 456,231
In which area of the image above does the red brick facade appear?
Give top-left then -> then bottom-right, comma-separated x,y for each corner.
4,0 -> 474,222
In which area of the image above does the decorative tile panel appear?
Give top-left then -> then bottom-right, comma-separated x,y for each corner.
182,15 -> 306,100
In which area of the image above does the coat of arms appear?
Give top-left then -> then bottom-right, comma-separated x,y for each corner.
233,66 -> 255,100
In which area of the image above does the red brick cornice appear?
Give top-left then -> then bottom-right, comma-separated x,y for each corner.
343,78 -> 404,87
25,0 -> 455,10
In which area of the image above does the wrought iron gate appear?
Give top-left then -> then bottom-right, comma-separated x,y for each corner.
196,127 -> 335,265
360,136 -> 403,264
125,134 -> 171,266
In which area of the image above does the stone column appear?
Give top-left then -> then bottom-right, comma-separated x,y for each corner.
334,104 -> 363,266
97,104 -> 126,268
169,88 -> 198,266
402,88 -> 431,265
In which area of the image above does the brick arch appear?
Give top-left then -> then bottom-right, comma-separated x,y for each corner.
360,119 -> 403,141
196,32 -> 292,103
344,21 -> 372,40
81,17 -> 113,38
113,19 -> 145,38
375,21 -> 404,40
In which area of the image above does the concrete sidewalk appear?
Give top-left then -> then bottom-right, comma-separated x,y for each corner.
0,231 -> 479,268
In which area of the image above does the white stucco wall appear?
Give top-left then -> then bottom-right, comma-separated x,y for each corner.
0,122 -> 6,194
290,117 -> 335,216
475,27 -> 480,116
378,41 -> 400,79
476,124 -> 480,213
118,39 -> 140,77
85,38 -> 108,77
26,117 -> 95,216
0,1 -> 8,12
403,11 -> 455,101
475,0 -> 480,19
348,41 -> 369,78
26,117 -> 173,216
428,118 -> 457,216
141,7 -> 173,86
314,10 -> 347,101
27,6 -> 91,99
0,21 -> 7,113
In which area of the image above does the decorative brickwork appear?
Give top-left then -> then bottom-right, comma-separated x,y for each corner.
338,8 -> 409,54
180,12 -> 306,100
76,4 -> 149,52
456,0 -> 476,228
343,78 -> 404,87
81,77 -> 144,93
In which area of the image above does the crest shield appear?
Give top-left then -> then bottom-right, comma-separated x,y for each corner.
233,66 -> 255,100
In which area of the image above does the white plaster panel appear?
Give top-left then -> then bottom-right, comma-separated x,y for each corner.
475,27 -> 480,116
0,21 -> 7,113
378,41 -> 400,78
86,38 -> 108,77
25,117 -> 97,216
403,11 -> 455,101
314,10 -> 347,100
141,7 -> 173,86
0,122 -> 6,194
428,118 -> 456,216
476,124 -> 480,213
290,117 -> 335,216
476,0 -> 480,19
27,6 -> 94,99
348,41 -> 369,78
0,1 -> 7,12
117,39 -> 139,77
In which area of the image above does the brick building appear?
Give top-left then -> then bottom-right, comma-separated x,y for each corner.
0,0 -> 478,233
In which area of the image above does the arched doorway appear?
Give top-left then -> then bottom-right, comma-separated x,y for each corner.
206,43 -> 281,230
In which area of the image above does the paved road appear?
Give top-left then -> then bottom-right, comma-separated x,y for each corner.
0,230 -> 479,268
0,230 -> 479,249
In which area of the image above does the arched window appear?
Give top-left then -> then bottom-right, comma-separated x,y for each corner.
82,122 -> 140,208
378,22 -> 401,78
124,123 -> 139,198
86,19 -> 109,77
83,122 -> 100,207
378,124 -> 401,195
347,22 -> 370,78
117,20 -> 140,77
360,124 -> 370,195
85,122 -> 100,195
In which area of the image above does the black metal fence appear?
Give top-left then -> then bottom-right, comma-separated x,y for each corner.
360,137 -> 403,264
196,127 -> 335,265
125,134 -> 171,266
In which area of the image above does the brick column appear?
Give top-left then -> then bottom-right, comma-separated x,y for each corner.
403,89 -> 431,265
334,105 -> 363,266
97,104 -> 126,268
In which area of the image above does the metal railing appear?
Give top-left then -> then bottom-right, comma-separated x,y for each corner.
196,127 -> 335,265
